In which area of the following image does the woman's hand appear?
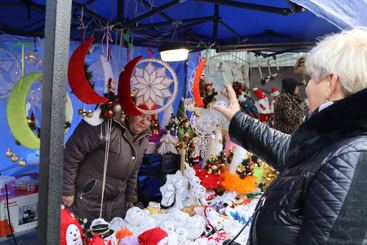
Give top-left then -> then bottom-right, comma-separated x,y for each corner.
62,195 -> 75,207
213,83 -> 241,120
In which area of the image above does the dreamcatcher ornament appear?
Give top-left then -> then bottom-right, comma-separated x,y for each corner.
130,57 -> 179,115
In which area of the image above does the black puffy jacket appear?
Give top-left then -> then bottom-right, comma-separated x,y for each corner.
229,88 -> 367,245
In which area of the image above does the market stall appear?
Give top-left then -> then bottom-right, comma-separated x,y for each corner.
0,0 -> 347,244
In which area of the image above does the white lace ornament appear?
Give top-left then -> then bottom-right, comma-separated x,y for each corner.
131,58 -> 178,114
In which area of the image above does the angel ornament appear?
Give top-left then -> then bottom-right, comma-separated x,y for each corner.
157,131 -> 178,155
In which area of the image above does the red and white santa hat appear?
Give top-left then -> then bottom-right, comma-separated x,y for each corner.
252,88 -> 266,100
271,88 -> 280,97
138,227 -> 168,245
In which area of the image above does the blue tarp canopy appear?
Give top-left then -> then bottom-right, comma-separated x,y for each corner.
0,0 -> 339,52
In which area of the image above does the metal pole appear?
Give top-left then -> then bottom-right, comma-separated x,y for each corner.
38,0 -> 72,244
195,0 -> 291,15
124,0 -> 186,28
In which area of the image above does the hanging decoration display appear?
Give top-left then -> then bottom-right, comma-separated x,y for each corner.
7,72 -> 42,149
68,37 -> 108,105
131,58 -> 179,115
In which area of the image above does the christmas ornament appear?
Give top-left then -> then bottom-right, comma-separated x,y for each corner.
201,81 -> 218,108
270,87 -> 280,112
78,108 -> 85,115
86,110 -> 93,118
83,106 -> 104,126
18,157 -> 26,167
131,58 -> 179,115
138,227 -> 168,245
25,52 -> 38,64
68,37 -> 108,104
118,56 -> 142,116
230,145 -> 248,173
5,148 -> 13,158
190,108 -> 221,159
60,207 -> 84,245
7,72 -> 42,149
253,87 -> 273,123
194,163 -> 223,190
192,60 -> 206,107
11,154 -> 18,162
271,87 -> 280,98
157,131 -> 178,155
203,128 -> 224,165
101,55 -> 115,93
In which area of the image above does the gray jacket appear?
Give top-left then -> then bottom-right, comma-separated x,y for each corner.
63,119 -> 149,221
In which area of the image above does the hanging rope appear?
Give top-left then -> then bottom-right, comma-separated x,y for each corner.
102,23 -> 113,61
99,119 -> 113,218
78,5 -> 86,42
272,55 -> 280,78
266,58 -> 273,82
255,55 -> 263,79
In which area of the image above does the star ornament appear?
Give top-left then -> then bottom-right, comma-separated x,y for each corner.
132,62 -> 173,109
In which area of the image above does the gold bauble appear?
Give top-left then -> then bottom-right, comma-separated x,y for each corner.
18,158 -> 26,167
237,165 -> 245,172
78,108 -> 84,115
86,111 -> 93,118
11,155 -> 18,162
5,148 -> 13,158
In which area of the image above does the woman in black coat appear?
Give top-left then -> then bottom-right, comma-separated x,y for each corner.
215,28 -> 367,244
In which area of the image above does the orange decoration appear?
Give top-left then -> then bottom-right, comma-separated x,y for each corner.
192,60 -> 206,107
115,227 -> 133,240
221,172 -> 257,194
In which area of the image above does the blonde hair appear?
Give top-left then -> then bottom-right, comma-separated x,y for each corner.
305,27 -> 367,94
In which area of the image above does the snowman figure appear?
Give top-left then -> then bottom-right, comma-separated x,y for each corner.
66,224 -> 83,245
60,206 -> 84,245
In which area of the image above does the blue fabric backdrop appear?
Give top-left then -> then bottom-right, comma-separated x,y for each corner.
0,35 -> 195,176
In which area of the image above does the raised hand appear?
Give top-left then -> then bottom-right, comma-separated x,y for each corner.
213,83 -> 240,120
